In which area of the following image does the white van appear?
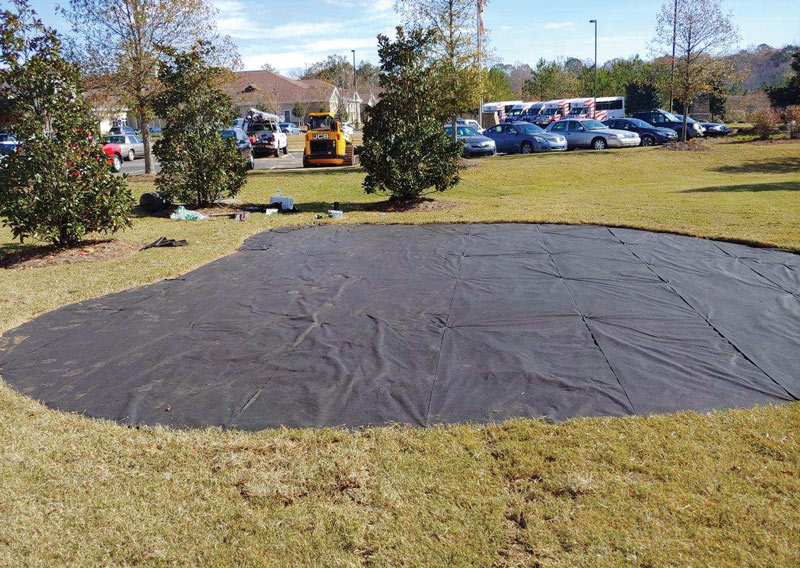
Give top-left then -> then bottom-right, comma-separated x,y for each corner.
594,96 -> 626,120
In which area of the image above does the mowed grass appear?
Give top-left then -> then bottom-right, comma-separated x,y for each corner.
1,141 -> 799,566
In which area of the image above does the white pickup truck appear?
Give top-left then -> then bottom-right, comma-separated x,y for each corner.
244,108 -> 288,157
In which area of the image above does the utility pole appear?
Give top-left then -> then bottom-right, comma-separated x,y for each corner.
590,19 -> 597,118
669,0 -> 677,112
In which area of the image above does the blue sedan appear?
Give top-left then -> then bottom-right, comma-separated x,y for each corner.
280,122 -> 301,135
482,121 -> 568,154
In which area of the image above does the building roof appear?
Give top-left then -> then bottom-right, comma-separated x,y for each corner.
229,70 -> 335,105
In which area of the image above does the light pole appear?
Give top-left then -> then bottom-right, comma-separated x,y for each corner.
589,19 -> 597,118
351,49 -> 357,126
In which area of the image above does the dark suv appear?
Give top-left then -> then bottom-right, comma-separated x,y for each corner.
219,127 -> 255,170
631,109 -> 704,139
603,118 -> 679,146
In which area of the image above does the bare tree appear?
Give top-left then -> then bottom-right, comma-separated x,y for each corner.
654,0 -> 739,140
62,0 -> 239,173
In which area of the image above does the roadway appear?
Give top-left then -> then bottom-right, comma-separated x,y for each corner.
120,152 -> 304,175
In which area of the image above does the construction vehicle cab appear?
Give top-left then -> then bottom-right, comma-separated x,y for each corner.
303,112 -> 358,167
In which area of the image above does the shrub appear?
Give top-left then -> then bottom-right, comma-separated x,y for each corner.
153,44 -> 246,208
784,105 -> 800,139
749,109 -> 779,140
0,1 -> 133,246
361,28 -> 463,201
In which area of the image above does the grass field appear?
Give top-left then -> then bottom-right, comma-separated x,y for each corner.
1,140 -> 799,567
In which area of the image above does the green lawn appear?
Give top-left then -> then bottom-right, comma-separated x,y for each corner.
1,141 -> 799,567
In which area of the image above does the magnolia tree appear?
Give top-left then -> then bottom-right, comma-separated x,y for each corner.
153,44 -> 247,208
654,0 -> 739,141
361,28 -> 463,201
0,0 -> 132,247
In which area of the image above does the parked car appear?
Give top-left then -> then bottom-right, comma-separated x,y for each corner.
102,142 -> 123,172
444,125 -> 496,158
0,133 -> 20,156
280,122 -> 301,135
482,121 -> 568,154
673,114 -> 707,137
631,109 -> 704,139
108,125 -> 140,136
698,121 -> 730,136
456,118 -> 484,133
219,127 -> 255,170
104,134 -> 144,161
546,118 -> 640,150
149,125 -> 163,134
602,117 -> 679,146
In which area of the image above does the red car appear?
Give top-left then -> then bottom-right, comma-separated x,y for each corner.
103,142 -> 123,172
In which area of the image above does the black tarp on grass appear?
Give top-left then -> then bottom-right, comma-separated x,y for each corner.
1,224 -> 797,429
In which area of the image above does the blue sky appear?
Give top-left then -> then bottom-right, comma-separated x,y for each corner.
27,0 -> 800,72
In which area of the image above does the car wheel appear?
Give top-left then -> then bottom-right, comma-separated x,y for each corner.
592,137 -> 607,150
641,135 -> 655,147
273,148 -> 279,158
247,156 -> 255,170
111,154 -> 122,172
126,149 -> 135,161
521,141 -> 533,154
282,145 -> 288,155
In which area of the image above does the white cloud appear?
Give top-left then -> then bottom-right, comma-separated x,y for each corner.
543,22 -> 575,30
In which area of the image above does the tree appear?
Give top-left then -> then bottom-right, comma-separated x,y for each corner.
261,62 -> 278,72
292,102 -> 308,125
361,28 -> 463,201
62,0 -> 237,174
396,0 -> 487,141
0,0 -> 133,247
626,82 -> 662,112
152,44 -> 246,208
765,49 -> 800,108
484,66 -> 514,101
653,0 -> 739,140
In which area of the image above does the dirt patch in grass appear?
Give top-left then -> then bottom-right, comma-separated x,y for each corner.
0,239 -> 141,270
350,198 -> 460,213
657,140 -> 710,152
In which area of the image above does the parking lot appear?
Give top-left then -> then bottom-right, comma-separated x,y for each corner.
120,151 -> 304,174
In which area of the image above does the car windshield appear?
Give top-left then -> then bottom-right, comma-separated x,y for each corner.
661,111 -> 680,122
507,109 -> 523,117
219,130 -> 236,139
628,118 -> 651,128
446,126 -> 479,137
675,114 -> 698,124
105,136 -> 125,144
542,108 -> 557,116
516,123 -> 544,134
308,115 -> 333,130
248,124 -> 269,132
583,120 -> 608,130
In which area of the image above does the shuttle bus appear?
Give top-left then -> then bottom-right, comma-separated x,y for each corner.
593,96 -> 625,120
482,100 -> 523,124
533,99 -> 570,127
505,101 -> 539,122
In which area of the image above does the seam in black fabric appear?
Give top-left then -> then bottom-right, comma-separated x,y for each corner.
607,227 -> 795,401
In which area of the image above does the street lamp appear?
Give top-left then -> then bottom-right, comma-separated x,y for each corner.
589,19 -> 597,118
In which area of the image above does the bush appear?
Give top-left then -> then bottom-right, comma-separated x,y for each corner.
361,28 -> 463,201
153,44 -> 246,208
749,109 -> 779,140
0,1 -> 132,246
784,105 -> 800,139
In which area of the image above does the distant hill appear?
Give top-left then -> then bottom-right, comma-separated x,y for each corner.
725,44 -> 798,92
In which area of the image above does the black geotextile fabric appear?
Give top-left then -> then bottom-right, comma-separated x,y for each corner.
1,224 -> 798,429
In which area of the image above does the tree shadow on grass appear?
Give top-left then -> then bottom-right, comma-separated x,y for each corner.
713,156 -> 800,174
678,181 -> 800,194
248,166 -> 363,177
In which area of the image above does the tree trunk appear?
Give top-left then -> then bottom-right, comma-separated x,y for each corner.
140,114 -> 154,174
452,115 -> 457,143
682,101 -> 689,142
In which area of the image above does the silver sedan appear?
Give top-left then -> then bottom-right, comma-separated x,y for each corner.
104,134 -> 145,161
546,119 -> 640,150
